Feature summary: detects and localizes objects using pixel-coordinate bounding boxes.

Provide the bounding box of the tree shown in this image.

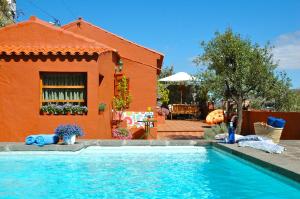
[158,65,174,79]
[194,28,294,134]
[157,82,169,106]
[0,0,14,27]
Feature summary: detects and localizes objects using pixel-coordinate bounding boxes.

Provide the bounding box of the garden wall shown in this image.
[242,111,300,140]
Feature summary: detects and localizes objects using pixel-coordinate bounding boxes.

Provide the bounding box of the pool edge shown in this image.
[213,142,300,184]
[0,140,211,152]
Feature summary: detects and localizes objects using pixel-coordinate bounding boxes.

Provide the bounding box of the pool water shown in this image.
[0,146,299,199]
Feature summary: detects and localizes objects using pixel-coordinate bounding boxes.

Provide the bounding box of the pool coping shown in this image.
[0,140,211,152]
[213,142,300,184]
[0,140,299,184]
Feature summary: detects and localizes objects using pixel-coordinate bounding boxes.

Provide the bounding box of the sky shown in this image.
[17,0,300,88]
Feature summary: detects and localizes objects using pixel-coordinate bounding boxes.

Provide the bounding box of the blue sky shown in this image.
[18,0,300,88]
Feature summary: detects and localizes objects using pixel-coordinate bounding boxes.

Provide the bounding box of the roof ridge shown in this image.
[0,16,117,52]
[62,19,164,56]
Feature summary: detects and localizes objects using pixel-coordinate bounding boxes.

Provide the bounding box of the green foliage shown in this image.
[159,65,174,79]
[157,82,169,105]
[113,76,132,112]
[292,92,300,112]
[98,103,106,112]
[0,0,14,27]
[193,28,296,134]
[204,123,228,140]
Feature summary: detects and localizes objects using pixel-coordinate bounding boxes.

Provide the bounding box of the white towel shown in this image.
[238,140,285,154]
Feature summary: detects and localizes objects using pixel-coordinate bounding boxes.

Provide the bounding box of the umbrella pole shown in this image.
[181,89,183,104]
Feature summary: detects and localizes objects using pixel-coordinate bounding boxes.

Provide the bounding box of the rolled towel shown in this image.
[25,135,38,145]
[29,134,59,147]
[35,136,45,147]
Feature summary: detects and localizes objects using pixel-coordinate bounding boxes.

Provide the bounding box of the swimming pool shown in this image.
[0,146,299,198]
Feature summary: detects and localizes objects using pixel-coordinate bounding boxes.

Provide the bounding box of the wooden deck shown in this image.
[157,120,209,140]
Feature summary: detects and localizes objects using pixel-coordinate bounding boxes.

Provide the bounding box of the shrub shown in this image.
[112,128,132,140]
[204,122,228,140]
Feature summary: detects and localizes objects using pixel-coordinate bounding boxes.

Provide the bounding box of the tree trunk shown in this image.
[236,98,243,134]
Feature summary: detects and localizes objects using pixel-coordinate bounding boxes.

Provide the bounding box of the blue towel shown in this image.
[25,134,59,147]
[25,135,38,145]
[273,119,286,128]
[35,136,46,146]
[267,117,286,128]
[267,117,276,126]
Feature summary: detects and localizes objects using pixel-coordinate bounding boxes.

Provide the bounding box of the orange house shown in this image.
[0,16,163,141]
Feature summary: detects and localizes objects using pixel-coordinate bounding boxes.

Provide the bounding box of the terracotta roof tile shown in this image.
[0,16,117,56]
[0,45,109,56]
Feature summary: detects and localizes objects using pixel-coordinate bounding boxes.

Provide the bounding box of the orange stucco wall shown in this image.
[62,20,162,69]
[63,20,160,111]
[0,17,163,142]
[122,58,157,111]
[0,52,117,141]
[242,111,300,140]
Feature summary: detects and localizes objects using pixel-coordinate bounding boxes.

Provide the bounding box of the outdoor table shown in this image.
[137,119,157,138]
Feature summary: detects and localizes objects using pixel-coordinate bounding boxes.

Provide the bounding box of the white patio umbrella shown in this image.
[159,72,196,104]
[158,72,195,82]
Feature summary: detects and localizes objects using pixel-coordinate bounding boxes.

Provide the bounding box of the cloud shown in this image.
[273,31,300,69]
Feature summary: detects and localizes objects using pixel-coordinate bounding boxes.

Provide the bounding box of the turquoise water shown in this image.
[0,146,299,199]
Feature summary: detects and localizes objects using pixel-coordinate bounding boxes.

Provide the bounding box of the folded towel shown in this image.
[25,135,38,145]
[26,134,59,147]
[267,116,276,126]
[238,140,285,154]
[267,116,286,128]
[215,133,244,142]
[273,118,286,128]
[236,135,271,143]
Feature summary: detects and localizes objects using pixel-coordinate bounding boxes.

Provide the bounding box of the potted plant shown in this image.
[81,106,88,115]
[54,124,84,144]
[112,127,132,140]
[70,105,77,115]
[47,104,56,115]
[41,105,48,115]
[98,103,106,112]
[54,105,64,115]
[63,103,72,115]
[71,105,80,115]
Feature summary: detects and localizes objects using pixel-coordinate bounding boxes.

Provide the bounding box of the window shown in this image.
[40,72,87,106]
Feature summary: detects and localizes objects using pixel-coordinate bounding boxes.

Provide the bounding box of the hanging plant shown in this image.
[98,103,106,112]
